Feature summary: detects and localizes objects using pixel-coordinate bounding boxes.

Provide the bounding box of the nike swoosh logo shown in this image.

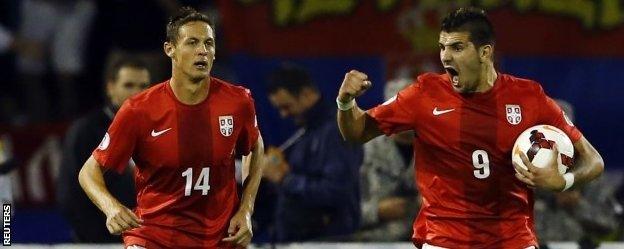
[433,107,455,116]
[151,128,172,137]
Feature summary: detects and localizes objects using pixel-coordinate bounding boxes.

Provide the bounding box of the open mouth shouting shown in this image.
[194,60,209,70]
[445,66,460,88]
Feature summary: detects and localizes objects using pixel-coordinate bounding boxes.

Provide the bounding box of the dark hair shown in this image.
[267,64,317,96]
[166,6,214,44]
[441,7,495,48]
[104,56,149,83]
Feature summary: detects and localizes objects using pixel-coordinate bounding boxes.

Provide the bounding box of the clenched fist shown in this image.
[337,70,372,103]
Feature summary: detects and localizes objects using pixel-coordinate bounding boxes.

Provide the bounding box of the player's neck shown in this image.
[169,76,211,105]
[475,63,497,93]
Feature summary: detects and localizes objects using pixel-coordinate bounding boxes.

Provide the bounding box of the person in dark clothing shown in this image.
[264,64,363,242]
[56,56,150,243]
[0,134,16,206]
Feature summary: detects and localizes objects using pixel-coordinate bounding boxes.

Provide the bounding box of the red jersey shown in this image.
[92,77,260,248]
[368,73,581,249]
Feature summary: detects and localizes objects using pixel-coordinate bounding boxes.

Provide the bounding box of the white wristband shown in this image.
[336,98,355,111]
[562,172,575,191]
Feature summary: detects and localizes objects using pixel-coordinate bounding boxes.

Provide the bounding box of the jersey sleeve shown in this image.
[92,102,141,173]
[366,78,421,136]
[236,90,260,156]
[538,86,583,142]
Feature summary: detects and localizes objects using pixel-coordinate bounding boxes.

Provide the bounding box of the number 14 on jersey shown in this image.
[182,167,211,196]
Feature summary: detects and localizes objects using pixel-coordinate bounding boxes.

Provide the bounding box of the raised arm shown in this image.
[78,156,141,235]
[336,70,383,143]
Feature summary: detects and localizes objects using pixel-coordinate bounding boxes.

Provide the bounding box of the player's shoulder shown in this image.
[396,73,449,97]
[127,81,167,103]
[499,73,544,94]
[416,72,446,83]
[414,72,449,89]
[212,77,254,101]
[117,81,169,115]
[127,81,170,104]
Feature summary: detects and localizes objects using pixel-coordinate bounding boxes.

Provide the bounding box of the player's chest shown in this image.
[414,95,539,152]
[137,107,242,167]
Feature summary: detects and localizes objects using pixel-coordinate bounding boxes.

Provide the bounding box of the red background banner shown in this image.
[219,0,624,57]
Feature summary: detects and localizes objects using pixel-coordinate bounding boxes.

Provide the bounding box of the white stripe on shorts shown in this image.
[126,245,146,249]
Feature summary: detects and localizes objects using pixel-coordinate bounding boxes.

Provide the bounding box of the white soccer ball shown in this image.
[512,125,574,174]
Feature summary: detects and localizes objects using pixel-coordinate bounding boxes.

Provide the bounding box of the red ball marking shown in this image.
[526,130,556,162]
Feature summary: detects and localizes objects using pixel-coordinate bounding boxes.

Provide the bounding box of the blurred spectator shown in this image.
[264,64,363,242]
[534,100,621,247]
[56,56,150,243]
[613,175,624,240]
[1,0,24,123]
[0,24,14,53]
[0,134,16,206]
[352,78,419,242]
[0,23,18,123]
[16,0,96,120]
[535,174,622,246]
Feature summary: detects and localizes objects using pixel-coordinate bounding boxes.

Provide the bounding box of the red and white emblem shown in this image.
[219,115,234,137]
[505,104,522,125]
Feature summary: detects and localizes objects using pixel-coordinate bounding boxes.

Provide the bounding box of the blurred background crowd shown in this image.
[0,0,623,248]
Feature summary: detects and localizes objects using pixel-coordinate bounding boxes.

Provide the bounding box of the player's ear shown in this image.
[164,41,175,58]
[479,45,493,63]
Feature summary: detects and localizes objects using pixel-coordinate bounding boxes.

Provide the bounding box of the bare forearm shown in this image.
[78,156,121,216]
[569,137,604,187]
[239,136,265,213]
[570,153,604,186]
[337,70,382,143]
[337,104,367,142]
